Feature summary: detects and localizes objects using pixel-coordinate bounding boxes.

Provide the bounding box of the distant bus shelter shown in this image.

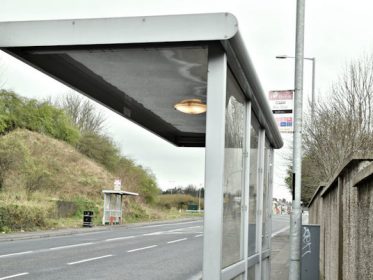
[102,190,138,225]
[0,13,283,279]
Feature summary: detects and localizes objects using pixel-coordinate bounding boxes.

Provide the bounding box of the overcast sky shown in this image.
[1,0,372,200]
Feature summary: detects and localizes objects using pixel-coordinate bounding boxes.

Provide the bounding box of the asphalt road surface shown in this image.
[0,216,289,280]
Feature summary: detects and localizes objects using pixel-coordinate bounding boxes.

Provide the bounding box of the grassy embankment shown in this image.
[0,129,202,233]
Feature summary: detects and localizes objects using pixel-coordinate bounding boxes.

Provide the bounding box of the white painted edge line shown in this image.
[0,251,33,258]
[167,238,187,244]
[0,272,29,280]
[140,220,201,229]
[271,226,290,238]
[194,234,203,238]
[127,245,158,253]
[105,236,135,242]
[49,242,93,250]
[67,254,113,265]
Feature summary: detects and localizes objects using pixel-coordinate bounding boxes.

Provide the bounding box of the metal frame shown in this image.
[203,46,227,280]
[244,102,253,279]
[256,129,266,279]
[0,14,238,47]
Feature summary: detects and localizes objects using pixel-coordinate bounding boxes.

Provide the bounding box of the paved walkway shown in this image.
[271,230,290,280]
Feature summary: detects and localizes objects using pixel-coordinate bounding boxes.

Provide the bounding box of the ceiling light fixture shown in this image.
[174,98,207,114]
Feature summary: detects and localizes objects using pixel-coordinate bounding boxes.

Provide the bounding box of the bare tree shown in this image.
[291,54,373,202]
[56,92,106,134]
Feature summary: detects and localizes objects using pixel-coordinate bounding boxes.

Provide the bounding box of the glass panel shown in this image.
[232,273,244,280]
[261,258,270,280]
[248,116,259,256]
[262,141,272,250]
[222,69,246,268]
[247,264,256,280]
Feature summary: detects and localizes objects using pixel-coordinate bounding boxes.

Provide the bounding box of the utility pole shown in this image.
[289,0,305,279]
[198,188,201,211]
[311,57,316,119]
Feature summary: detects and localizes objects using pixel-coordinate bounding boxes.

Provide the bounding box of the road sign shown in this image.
[269,90,294,133]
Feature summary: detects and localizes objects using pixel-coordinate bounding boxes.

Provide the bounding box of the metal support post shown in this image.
[203,46,227,280]
[311,58,316,120]
[289,0,305,279]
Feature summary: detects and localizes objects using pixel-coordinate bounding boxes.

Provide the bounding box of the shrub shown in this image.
[115,157,160,204]
[157,194,200,210]
[0,90,80,144]
[0,137,28,190]
[0,203,49,231]
[71,197,99,218]
[76,132,120,171]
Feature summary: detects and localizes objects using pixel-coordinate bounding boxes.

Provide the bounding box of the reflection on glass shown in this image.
[247,264,256,280]
[222,70,246,268]
[261,258,270,280]
[232,273,244,280]
[248,116,259,256]
[262,141,271,250]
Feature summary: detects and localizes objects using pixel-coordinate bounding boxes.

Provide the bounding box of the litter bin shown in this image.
[83,211,94,227]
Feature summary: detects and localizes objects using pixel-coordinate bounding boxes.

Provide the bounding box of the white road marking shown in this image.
[127,245,158,253]
[0,272,29,280]
[271,226,290,237]
[194,234,203,238]
[105,236,135,242]
[143,231,162,236]
[167,238,187,244]
[140,220,201,229]
[49,242,93,250]
[0,251,33,258]
[140,224,165,229]
[67,255,113,265]
[185,226,201,229]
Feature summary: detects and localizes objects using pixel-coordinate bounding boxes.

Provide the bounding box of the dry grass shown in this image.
[1,129,114,199]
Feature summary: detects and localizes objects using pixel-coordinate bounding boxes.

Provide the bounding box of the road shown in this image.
[0,216,289,280]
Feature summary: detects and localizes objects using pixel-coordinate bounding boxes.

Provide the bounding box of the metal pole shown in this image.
[198,187,201,211]
[311,58,316,120]
[289,0,305,279]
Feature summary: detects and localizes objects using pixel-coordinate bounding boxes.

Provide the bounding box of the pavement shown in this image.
[271,230,290,280]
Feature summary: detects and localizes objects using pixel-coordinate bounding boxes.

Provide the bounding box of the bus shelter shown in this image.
[0,13,283,279]
[102,190,138,225]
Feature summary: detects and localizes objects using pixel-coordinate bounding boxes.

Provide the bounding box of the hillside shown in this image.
[0,129,114,198]
[0,90,201,232]
[0,129,200,233]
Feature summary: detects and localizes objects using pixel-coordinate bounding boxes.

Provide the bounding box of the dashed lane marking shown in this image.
[49,242,93,250]
[0,251,33,258]
[67,255,113,265]
[127,245,158,253]
[167,238,187,244]
[105,236,135,242]
[0,272,29,280]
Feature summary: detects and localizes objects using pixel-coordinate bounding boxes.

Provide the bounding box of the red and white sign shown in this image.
[269,90,294,133]
[114,179,122,191]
